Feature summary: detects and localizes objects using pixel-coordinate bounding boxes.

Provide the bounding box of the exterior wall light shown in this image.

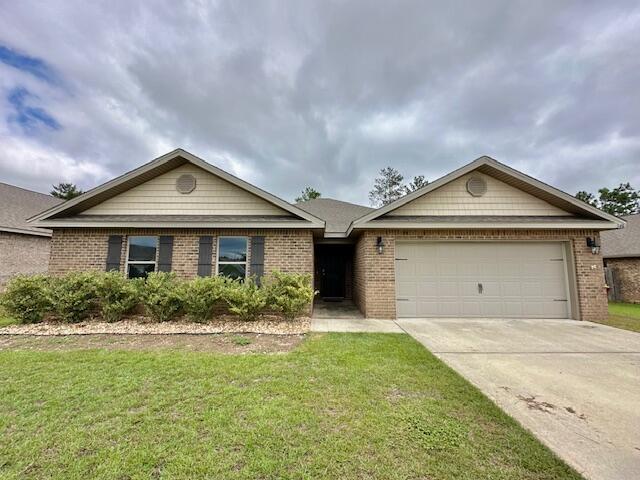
[376,236,385,255]
[586,237,600,255]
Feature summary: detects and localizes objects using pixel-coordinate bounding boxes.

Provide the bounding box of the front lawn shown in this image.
[594,302,640,333]
[0,334,580,479]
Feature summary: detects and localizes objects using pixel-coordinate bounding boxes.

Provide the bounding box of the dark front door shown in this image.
[320,253,346,299]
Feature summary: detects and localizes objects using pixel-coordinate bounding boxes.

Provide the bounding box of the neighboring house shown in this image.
[29,149,623,321]
[601,214,640,303]
[0,182,62,284]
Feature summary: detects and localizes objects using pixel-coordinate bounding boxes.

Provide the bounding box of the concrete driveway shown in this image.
[396,318,640,480]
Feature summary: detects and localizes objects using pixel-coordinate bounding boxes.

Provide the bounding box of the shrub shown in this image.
[95,272,141,322]
[223,277,267,321]
[139,272,183,322]
[50,272,100,323]
[182,275,227,323]
[0,275,52,324]
[265,271,315,319]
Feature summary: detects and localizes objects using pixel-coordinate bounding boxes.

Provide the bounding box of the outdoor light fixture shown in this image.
[376,236,385,254]
[586,237,600,255]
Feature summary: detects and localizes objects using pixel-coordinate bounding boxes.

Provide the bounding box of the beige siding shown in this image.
[388,173,571,216]
[82,164,288,216]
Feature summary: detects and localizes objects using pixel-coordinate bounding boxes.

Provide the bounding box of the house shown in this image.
[29,148,623,321]
[601,214,640,303]
[0,182,62,284]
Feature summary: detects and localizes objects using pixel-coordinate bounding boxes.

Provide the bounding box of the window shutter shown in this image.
[106,235,122,271]
[157,236,174,272]
[250,236,265,285]
[198,236,213,277]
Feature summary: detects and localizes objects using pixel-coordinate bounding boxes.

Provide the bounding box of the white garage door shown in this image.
[395,242,570,318]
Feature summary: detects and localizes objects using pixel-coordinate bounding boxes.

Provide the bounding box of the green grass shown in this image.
[597,302,640,333]
[0,305,18,327]
[0,334,580,479]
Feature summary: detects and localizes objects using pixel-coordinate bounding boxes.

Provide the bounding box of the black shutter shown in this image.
[198,236,213,277]
[250,236,265,285]
[157,236,174,272]
[106,235,122,271]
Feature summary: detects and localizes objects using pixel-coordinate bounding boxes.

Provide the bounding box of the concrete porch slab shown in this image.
[311,317,403,333]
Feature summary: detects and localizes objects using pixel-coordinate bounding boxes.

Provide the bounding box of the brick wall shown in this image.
[353,229,608,322]
[0,231,52,285]
[49,228,313,279]
[606,257,640,303]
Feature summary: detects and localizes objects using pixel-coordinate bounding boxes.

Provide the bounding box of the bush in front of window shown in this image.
[265,271,316,320]
[139,272,184,322]
[0,275,53,324]
[95,271,142,323]
[49,272,100,323]
[223,277,268,321]
[182,275,228,323]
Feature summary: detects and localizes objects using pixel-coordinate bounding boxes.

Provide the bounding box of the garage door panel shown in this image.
[396,242,570,319]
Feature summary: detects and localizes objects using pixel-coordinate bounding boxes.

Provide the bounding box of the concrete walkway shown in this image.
[310,317,403,333]
[397,318,640,480]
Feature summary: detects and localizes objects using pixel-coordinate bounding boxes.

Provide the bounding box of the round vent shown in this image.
[176,174,196,194]
[466,175,487,197]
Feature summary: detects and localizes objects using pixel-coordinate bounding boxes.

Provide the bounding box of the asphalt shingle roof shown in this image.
[601,214,640,258]
[295,198,373,233]
[0,183,63,236]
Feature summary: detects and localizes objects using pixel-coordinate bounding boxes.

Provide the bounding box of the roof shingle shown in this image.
[0,183,62,236]
[601,214,640,258]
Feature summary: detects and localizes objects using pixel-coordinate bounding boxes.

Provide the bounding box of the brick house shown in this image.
[0,183,62,285]
[30,149,623,321]
[601,214,640,303]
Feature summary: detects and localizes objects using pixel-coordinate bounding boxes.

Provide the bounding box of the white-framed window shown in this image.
[126,236,158,279]
[216,236,248,280]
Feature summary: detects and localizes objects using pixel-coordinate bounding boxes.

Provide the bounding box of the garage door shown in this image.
[395,242,570,318]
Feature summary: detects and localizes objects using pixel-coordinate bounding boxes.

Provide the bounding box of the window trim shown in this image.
[216,236,248,279]
[125,235,159,278]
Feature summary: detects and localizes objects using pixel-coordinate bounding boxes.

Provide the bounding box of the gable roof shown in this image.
[30,149,324,228]
[601,214,640,258]
[350,156,624,233]
[296,198,373,236]
[0,182,62,236]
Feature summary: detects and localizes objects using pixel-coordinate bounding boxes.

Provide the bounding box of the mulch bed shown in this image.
[0,333,306,353]
[0,316,310,336]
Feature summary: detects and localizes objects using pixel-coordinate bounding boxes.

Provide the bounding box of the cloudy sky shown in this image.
[0,1,639,205]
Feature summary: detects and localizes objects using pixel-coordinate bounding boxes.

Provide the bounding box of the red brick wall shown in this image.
[606,257,640,303]
[0,232,52,285]
[49,228,313,279]
[353,229,608,321]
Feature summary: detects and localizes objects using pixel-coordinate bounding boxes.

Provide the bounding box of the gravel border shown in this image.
[0,316,310,336]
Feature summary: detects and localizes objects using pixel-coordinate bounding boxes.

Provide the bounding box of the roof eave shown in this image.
[351,220,621,230]
[0,226,52,237]
[35,220,324,229]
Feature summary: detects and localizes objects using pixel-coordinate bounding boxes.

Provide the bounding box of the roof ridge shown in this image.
[0,181,58,199]
[296,197,372,209]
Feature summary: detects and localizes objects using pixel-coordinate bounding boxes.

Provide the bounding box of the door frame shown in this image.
[394,240,577,319]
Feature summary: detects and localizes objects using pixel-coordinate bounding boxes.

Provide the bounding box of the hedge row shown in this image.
[0,271,315,324]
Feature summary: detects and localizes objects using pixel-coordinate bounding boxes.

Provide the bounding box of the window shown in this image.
[126,236,158,278]
[217,236,247,280]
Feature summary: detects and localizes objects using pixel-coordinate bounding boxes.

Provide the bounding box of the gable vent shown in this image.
[176,174,196,194]
[466,175,487,197]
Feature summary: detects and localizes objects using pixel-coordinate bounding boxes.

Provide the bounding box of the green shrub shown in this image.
[95,272,141,322]
[50,272,100,323]
[223,277,267,321]
[182,275,227,323]
[266,271,315,319]
[0,275,52,324]
[140,272,183,322]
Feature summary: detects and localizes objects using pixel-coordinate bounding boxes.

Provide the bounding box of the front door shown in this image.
[320,253,346,299]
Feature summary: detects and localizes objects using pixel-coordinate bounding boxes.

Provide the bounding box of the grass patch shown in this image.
[230,334,252,346]
[591,302,640,333]
[0,333,580,479]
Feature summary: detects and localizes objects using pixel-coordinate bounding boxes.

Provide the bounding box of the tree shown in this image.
[51,182,83,200]
[405,175,429,193]
[598,183,639,216]
[575,183,639,216]
[369,167,405,206]
[295,187,321,203]
[575,190,598,207]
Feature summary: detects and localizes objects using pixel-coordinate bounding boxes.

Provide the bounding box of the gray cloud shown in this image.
[0,0,638,204]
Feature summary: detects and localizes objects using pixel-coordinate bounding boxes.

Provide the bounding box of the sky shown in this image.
[0,1,639,206]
